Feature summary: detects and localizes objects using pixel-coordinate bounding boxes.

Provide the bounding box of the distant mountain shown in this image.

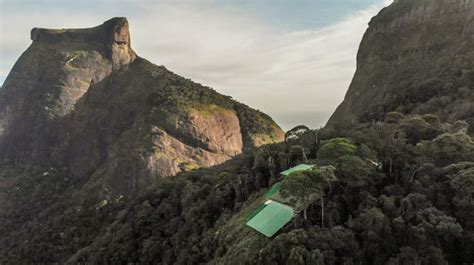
[327,0,474,131]
[0,17,283,194]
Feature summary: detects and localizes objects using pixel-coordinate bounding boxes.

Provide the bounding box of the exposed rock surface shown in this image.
[0,18,284,194]
[327,0,474,130]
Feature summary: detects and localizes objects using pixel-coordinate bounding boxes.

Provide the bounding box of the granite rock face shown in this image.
[327,0,474,130]
[0,18,284,194]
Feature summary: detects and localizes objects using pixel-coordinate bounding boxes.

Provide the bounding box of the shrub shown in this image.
[385,112,404,124]
[317,138,356,162]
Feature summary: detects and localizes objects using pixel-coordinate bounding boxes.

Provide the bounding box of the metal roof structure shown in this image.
[266,182,282,199]
[279,164,315,176]
[246,200,294,237]
[246,164,317,237]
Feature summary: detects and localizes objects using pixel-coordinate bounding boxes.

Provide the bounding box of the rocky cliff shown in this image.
[327,0,474,130]
[0,17,284,194]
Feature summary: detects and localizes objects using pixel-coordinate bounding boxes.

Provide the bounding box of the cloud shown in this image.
[0,0,392,130]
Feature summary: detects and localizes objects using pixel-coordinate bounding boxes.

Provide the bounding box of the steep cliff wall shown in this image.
[327,0,474,130]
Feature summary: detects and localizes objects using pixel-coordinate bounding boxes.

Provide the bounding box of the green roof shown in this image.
[245,203,268,222]
[280,164,315,176]
[266,182,282,198]
[266,182,294,206]
[267,187,294,207]
[246,201,294,237]
[267,184,309,210]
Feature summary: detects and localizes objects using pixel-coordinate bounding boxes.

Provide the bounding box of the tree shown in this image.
[385,112,404,124]
[280,166,336,224]
[399,116,440,144]
[317,138,356,163]
[287,246,310,265]
[449,167,474,228]
[289,145,308,164]
[421,114,440,126]
[336,155,372,189]
[418,130,474,166]
[285,125,310,141]
[349,207,395,263]
[299,129,320,158]
[314,166,337,227]
[280,171,321,220]
[413,207,462,240]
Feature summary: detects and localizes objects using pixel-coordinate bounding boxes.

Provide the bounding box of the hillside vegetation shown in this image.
[1,113,472,264]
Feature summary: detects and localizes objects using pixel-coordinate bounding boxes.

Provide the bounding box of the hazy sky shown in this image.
[0,0,392,130]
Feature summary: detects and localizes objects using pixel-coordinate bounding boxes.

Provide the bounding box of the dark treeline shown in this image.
[1,112,473,264]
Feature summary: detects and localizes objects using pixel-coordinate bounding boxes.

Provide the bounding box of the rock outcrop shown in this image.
[0,18,284,194]
[327,0,474,130]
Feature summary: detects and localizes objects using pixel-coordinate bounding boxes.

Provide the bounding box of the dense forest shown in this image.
[1,112,473,264]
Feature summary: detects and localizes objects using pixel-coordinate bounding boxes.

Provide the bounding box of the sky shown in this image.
[0,0,392,130]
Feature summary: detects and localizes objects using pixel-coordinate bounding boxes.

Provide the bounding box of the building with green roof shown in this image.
[279,164,315,177]
[267,164,316,208]
[245,164,316,237]
[246,200,294,237]
[265,182,282,199]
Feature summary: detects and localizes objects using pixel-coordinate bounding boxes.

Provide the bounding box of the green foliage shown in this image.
[2,115,473,264]
[449,167,474,229]
[289,145,307,163]
[385,112,404,124]
[280,170,323,208]
[421,114,440,125]
[317,138,356,162]
[280,166,336,223]
[285,125,310,141]
[399,116,440,143]
[336,155,372,188]
[418,130,474,165]
[234,103,283,146]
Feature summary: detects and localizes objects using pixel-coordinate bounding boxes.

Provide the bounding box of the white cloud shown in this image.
[0,0,392,130]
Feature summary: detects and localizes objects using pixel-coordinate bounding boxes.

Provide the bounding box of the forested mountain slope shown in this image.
[1,114,473,264]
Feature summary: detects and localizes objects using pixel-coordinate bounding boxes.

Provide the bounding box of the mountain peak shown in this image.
[30,17,135,66]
